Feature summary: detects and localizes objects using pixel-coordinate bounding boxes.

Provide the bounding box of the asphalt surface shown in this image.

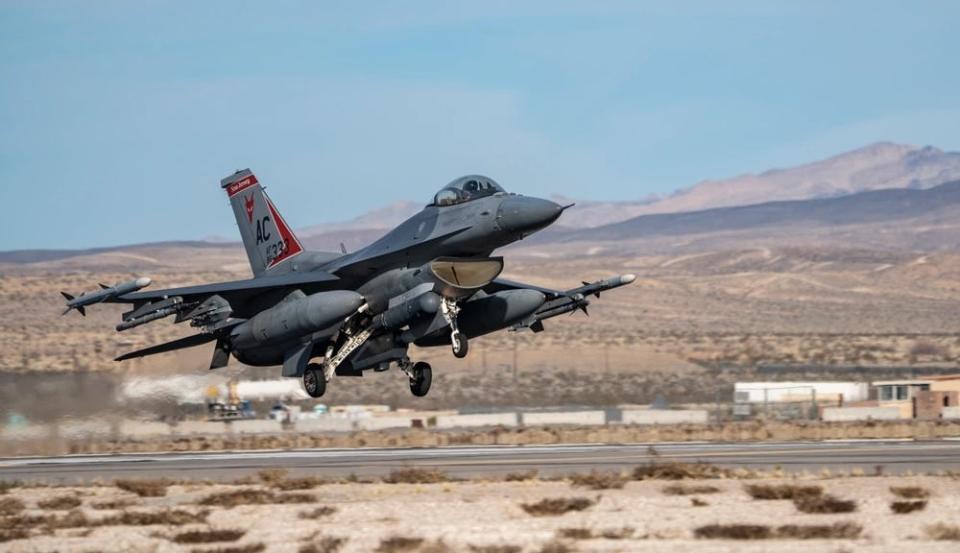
[2,440,959,484]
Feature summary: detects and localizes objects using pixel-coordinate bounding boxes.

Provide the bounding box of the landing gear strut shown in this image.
[303,363,326,398]
[441,298,469,359]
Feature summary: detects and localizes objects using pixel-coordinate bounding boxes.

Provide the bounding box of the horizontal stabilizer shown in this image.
[115,333,217,362]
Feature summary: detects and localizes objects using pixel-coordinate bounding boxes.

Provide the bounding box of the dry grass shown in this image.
[37,494,82,510]
[257,468,289,484]
[569,470,627,490]
[299,506,337,520]
[632,462,730,480]
[890,500,927,514]
[383,468,449,484]
[890,486,930,499]
[521,497,594,517]
[536,541,575,553]
[744,483,823,500]
[115,478,169,497]
[556,527,633,540]
[557,528,592,540]
[599,527,634,539]
[0,481,18,495]
[0,497,25,516]
[103,509,210,526]
[197,489,315,508]
[662,484,720,496]
[793,495,857,514]
[91,498,138,510]
[272,477,328,491]
[0,528,29,543]
[172,529,246,544]
[926,523,960,541]
[504,470,539,482]
[187,544,265,553]
[695,522,862,540]
[468,546,522,553]
[775,522,863,539]
[375,536,424,552]
[299,536,346,553]
[695,524,772,540]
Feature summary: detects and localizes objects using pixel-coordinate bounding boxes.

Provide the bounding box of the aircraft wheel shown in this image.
[409,362,432,397]
[451,332,469,359]
[303,364,326,398]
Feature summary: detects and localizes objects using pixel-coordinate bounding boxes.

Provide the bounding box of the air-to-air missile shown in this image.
[60,277,152,316]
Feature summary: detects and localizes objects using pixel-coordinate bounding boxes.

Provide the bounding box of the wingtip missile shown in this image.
[61,277,153,315]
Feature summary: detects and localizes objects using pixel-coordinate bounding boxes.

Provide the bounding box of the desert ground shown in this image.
[1,466,959,553]
[2,243,959,420]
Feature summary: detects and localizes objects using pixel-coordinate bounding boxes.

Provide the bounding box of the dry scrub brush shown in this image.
[383,468,449,484]
[926,523,960,541]
[568,470,628,490]
[467,546,522,553]
[299,506,337,520]
[696,522,862,540]
[198,489,315,508]
[37,495,81,510]
[0,497,25,516]
[890,500,927,514]
[662,484,720,496]
[115,478,169,497]
[503,470,538,482]
[375,536,451,552]
[633,462,730,480]
[521,497,594,517]
[299,536,346,553]
[890,486,930,499]
[188,544,265,553]
[172,528,246,544]
[744,483,822,500]
[793,495,857,514]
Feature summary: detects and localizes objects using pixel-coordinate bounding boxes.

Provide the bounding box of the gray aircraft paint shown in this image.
[63,169,634,395]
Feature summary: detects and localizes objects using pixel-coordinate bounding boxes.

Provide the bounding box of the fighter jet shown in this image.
[62,170,635,397]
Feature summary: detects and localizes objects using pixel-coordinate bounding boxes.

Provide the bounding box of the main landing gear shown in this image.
[401,359,432,397]
[303,363,326,398]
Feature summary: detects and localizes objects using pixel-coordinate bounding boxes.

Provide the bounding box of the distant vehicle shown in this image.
[63,170,634,398]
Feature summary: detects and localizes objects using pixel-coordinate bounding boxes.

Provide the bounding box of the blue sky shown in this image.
[2,1,958,250]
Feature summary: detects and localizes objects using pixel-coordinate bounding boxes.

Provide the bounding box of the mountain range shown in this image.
[3,141,960,264]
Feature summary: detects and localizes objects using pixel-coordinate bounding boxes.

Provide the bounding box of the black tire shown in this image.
[303,364,326,398]
[451,332,469,358]
[409,362,432,397]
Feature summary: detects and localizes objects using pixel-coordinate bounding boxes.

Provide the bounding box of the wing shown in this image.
[485,274,636,331]
[108,270,340,309]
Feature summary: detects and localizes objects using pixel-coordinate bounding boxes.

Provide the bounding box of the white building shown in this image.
[734,382,868,404]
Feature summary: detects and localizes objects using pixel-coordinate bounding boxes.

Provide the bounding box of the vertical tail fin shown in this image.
[221,169,304,277]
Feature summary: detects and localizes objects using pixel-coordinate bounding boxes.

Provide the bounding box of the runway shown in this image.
[2,440,959,484]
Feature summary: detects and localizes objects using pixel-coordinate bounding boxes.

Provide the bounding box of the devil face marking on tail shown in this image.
[244,194,255,224]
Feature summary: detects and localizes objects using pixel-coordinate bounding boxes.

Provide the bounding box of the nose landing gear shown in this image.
[441,298,469,359]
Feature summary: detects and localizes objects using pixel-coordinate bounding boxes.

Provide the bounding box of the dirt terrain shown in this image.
[1,469,958,552]
[2,242,959,414]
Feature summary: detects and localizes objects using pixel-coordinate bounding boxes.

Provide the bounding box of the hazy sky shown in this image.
[2,1,958,250]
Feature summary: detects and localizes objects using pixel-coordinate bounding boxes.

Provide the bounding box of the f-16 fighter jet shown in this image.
[63,171,635,397]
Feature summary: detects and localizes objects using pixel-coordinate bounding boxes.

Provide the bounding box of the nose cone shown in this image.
[497,197,564,234]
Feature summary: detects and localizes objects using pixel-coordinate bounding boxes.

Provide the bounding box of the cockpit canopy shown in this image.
[432,175,506,206]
